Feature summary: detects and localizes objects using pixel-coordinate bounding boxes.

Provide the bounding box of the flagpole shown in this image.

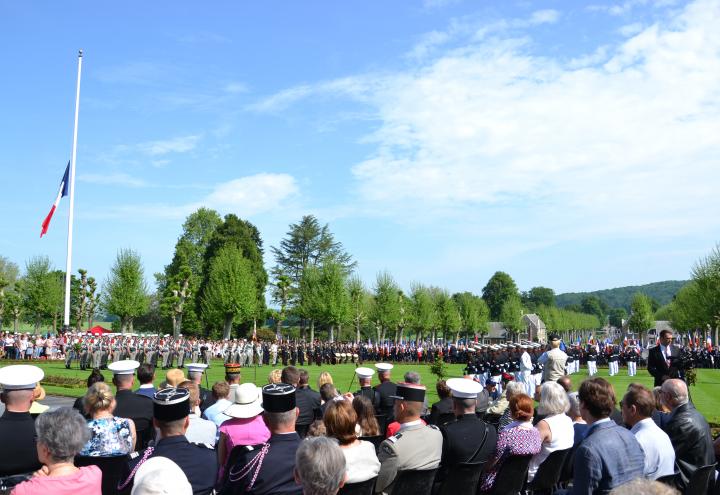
[62,50,83,330]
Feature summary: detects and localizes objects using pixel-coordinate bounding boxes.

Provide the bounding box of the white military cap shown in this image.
[0,365,44,391]
[186,363,208,374]
[355,367,375,378]
[108,360,140,375]
[375,363,394,371]
[446,377,482,399]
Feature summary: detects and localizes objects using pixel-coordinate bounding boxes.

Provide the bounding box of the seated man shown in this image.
[375,383,443,495]
[0,365,44,477]
[221,383,303,495]
[620,384,675,480]
[437,378,497,483]
[294,436,347,495]
[571,377,644,494]
[122,387,217,495]
[661,379,715,490]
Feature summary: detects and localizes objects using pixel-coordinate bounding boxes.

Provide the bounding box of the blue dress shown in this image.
[80,416,134,457]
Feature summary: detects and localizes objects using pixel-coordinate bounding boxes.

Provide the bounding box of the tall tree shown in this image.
[435,289,461,342]
[627,292,654,342]
[271,273,292,339]
[409,284,435,345]
[500,294,525,341]
[86,277,98,329]
[201,245,257,340]
[453,292,489,343]
[70,269,91,331]
[104,249,149,333]
[271,215,356,305]
[0,256,19,330]
[297,265,323,343]
[317,261,350,342]
[23,256,63,332]
[371,271,401,342]
[159,208,222,335]
[581,295,607,323]
[347,275,370,343]
[608,307,627,328]
[482,271,519,320]
[200,214,267,331]
[522,286,556,311]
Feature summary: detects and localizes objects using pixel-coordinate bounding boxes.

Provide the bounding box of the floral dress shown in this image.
[478,421,542,492]
[79,416,134,457]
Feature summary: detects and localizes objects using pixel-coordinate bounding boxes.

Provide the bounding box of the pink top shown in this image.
[12,465,102,495]
[218,415,271,479]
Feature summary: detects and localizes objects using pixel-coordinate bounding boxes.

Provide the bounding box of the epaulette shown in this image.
[387,433,403,443]
[427,424,440,431]
[191,442,215,450]
[129,451,140,460]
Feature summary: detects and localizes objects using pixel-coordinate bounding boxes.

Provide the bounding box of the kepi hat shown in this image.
[153,387,191,421]
[389,382,426,402]
[355,367,375,379]
[446,377,481,399]
[108,360,140,376]
[0,365,44,391]
[262,383,296,413]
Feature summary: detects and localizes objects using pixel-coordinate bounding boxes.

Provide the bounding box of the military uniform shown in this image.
[376,422,443,494]
[438,414,496,481]
[374,380,398,429]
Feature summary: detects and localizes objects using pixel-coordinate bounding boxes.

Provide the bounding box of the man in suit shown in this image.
[572,377,644,494]
[109,360,155,449]
[660,379,715,491]
[0,365,44,477]
[374,363,397,432]
[647,330,682,387]
[122,387,217,495]
[220,383,303,495]
[437,378,497,484]
[293,368,320,438]
[376,383,443,495]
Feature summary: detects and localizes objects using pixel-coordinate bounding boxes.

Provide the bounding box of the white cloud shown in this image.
[254,0,720,245]
[528,9,560,25]
[136,135,201,156]
[78,173,147,188]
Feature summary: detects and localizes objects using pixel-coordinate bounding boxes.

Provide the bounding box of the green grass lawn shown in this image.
[7,359,720,424]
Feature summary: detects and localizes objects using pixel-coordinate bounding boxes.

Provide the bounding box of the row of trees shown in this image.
[2,208,646,341]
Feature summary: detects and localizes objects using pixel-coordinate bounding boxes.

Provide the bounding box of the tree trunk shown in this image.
[376,325,381,344]
[223,314,233,340]
[13,315,19,332]
[276,318,283,340]
[310,320,315,346]
[329,325,335,343]
[356,322,361,344]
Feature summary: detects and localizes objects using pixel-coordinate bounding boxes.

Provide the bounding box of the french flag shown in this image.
[40,162,70,237]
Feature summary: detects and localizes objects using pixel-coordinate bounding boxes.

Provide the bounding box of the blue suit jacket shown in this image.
[572,420,644,495]
[135,387,156,399]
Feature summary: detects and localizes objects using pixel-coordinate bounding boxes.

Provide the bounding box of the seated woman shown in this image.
[12,407,102,495]
[352,395,380,437]
[78,382,136,457]
[567,392,588,447]
[495,381,527,430]
[320,383,339,416]
[72,368,105,420]
[478,394,542,493]
[526,381,574,482]
[317,371,334,390]
[324,398,380,484]
[429,380,454,426]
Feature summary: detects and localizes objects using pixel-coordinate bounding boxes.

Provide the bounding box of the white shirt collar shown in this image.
[399,419,423,430]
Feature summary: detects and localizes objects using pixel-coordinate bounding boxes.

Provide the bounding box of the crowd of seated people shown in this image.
[1,359,719,495]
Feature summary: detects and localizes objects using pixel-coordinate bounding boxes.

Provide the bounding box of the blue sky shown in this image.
[2,0,719,297]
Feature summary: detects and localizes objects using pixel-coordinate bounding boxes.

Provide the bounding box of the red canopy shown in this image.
[88,325,112,335]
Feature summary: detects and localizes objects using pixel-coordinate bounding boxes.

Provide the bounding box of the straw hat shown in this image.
[224,383,263,419]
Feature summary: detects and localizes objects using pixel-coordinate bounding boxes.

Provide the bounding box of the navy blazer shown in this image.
[571,420,644,495]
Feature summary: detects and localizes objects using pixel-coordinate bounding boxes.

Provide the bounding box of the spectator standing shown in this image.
[79,382,136,456]
[12,407,101,495]
[294,436,347,495]
[571,377,644,494]
[660,378,715,490]
[178,381,217,447]
[217,383,270,482]
[647,330,681,387]
[373,363,397,430]
[186,363,216,414]
[620,384,675,480]
[479,393,542,492]
[221,383,303,495]
[353,367,379,407]
[527,381,574,482]
[0,364,44,476]
[539,334,568,383]
[324,398,380,483]
[375,383,443,495]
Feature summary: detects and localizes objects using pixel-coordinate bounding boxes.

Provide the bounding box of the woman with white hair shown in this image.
[12,407,102,494]
[294,436,347,495]
[526,380,574,482]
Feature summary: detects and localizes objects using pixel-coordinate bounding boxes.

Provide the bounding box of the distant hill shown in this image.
[556,280,688,311]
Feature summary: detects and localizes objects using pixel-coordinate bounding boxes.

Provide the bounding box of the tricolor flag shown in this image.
[40,162,70,237]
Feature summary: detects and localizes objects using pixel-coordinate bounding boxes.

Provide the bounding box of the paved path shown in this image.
[0,395,75,415]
